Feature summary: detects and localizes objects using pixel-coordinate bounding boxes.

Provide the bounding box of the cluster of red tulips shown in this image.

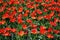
[0,0,60,40]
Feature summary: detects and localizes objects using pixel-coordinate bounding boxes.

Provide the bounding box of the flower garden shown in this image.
[0,0,60,40]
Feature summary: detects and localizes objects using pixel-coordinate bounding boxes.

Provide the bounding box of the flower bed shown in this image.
[0,0,60,40]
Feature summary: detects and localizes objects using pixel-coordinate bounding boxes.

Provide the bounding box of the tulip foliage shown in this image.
[0,0,60,40]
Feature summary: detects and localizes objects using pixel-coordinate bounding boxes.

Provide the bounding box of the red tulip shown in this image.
[30,24,37,28]
[2,12,9,19]
[18,6,23,12]
[2,32,10,36]
[23,13,28,17]
[22,24,27,29]
[50,21,57,26]
[36,9,42,14]
[35,0,42,3]
[10,17,16,22]
[18,19,23,24]
[5,27,11,31]
[54,30,60,34]
[54,18,59,23]
[18,30,24,36]
[47,27,53,33]
[0,20,5,25]
[45,0,49,2]
[47,34,54,38]
[40,26,46,34]
[26,19,32,23]
[31,29,38,34]
[11,28,16,33]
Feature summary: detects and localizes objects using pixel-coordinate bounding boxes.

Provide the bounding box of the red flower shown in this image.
[23,10,29,17]
[57,2,60,6]
[5,27,11,31]
[35,0,42,3]
[36,9,42,14]
[26,3,34,9]
[54,30,60,34]
[11,6,16,11]
[58,19,60,22]
[18,6,23,12]
[55,7,60,12]
[43,8,48,12]
[44,15,51,20]
[47,34,54,38]
[30,11,36,17]
[8,0,14,5]
[2,12,9,19]
[17,14,23,24]
[40,29,46,35]
[11,28,16,33]
[45,0,49,2]
[48,7,55,11]
[50,21,57,26]
[2,32,10,36]
[18,19,23,24]
[37,16,43,20]
[0,6,5,12]
[26,19,32,23]
[0,28,6,34]
[24,31,28,35]
[9,15,14,19]
[47,27,53,33]
[30,24,37,28]
[17,14,23,19]
[10,17,16,22]
[0,20,5,25]
[44,12,54,20]
[31,29,38,34]
[0,0,3,3]
[54,18,59,23]
[40,26,46,29]
[0,29,3,34]
[22,24,27,29]
[42,4,48,7]
[13,0,19,4]
[25,10,29,13]
[7,7,11,11]
[30,11,36,19]
[18,30,24,36]
[49,12,54,17]
[51,0,54,2]
[20,0,24,3]
[58,13,60,17]
[40,26,46,34]
[11,11,16,16]
[23,13,28,17]
[3,2,7,7]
